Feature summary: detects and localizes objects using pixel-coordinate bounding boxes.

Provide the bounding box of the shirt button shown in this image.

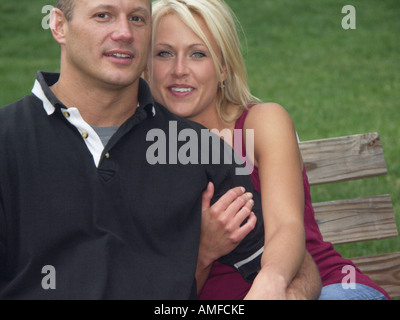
[63,111,70,118]
[81,131,89,139]
[105,152,110,159]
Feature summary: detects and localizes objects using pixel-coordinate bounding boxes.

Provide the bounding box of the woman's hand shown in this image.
[199,182,257,264]
[196,182,257,293]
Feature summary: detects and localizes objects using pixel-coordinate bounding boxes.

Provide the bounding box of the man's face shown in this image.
[61,0,152,89]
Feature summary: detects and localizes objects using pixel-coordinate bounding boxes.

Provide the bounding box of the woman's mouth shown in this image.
[170,87,194,93]
[168,86,195,97]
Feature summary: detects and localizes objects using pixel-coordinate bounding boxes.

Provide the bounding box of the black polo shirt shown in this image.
[0,72,264,299]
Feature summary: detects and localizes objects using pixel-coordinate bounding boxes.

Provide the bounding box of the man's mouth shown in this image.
[105,53,133,59]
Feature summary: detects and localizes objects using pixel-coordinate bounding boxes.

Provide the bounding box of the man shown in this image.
[0,0,320,299]
[0,0,262,299]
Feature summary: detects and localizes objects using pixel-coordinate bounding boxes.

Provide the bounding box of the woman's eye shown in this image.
[192,52,206,58]
[157,51,172,58]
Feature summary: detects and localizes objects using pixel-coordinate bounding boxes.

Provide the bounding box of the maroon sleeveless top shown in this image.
[199,108,389,300]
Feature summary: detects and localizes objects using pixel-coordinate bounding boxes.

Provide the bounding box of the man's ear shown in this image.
[49,8,68,45]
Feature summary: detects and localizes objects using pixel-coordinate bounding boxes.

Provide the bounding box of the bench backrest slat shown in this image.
[313,195,397,245]
[299,133,387,186]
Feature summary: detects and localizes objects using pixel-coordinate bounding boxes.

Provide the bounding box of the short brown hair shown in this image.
[57,0,152,21]
[57,0,75,20]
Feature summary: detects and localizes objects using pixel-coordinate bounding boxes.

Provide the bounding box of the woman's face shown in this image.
[148,13,225,122]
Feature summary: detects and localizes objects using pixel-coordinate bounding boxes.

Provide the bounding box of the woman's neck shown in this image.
[187,103,242,147]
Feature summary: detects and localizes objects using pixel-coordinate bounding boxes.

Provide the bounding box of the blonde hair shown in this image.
[151,0,260,123]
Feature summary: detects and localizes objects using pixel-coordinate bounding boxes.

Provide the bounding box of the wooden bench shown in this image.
[298,132,400,299]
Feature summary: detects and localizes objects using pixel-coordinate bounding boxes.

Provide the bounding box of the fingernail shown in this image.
[246,192,253,199]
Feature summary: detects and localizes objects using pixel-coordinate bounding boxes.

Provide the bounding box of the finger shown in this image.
[225,198,254,232]
[224,192,253,219]
[232,212,257,243]
[232,198,254,226]
[201,182,214,212]
[211,186,246,213]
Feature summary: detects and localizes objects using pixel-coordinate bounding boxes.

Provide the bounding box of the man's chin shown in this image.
[100,74,140,90]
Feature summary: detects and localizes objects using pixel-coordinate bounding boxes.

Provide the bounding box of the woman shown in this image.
[148,0,389,300]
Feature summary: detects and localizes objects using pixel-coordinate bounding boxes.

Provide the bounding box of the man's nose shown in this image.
[111,17,134,43]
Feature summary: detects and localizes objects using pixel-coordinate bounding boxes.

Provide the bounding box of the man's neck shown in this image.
[50,72,140,127]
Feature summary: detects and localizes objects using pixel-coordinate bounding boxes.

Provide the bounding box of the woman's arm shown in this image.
[196,182,257,294]
[243,103,306,300]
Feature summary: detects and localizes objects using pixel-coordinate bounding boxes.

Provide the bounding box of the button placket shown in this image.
[61,107,104,167]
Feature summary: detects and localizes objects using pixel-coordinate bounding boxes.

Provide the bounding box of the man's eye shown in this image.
[97,13,109,19]
[130,16,144,23]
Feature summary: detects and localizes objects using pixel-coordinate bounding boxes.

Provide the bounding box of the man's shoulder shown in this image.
[0,94,41,129]
[1,93,38,113]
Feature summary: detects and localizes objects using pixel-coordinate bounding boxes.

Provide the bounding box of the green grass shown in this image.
[0,1,59,103]
[0,1,399,260]
[225,0,400,258]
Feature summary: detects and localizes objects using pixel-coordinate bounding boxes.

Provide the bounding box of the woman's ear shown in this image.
[50,8,68,45]
[143,64,150,82]
[142,59,151,85]
[221,63,228,83]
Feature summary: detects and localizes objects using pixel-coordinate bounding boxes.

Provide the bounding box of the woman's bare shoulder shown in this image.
[245,102,294,130]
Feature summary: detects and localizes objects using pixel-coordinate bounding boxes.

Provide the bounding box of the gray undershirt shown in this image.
[91,125,120,147]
